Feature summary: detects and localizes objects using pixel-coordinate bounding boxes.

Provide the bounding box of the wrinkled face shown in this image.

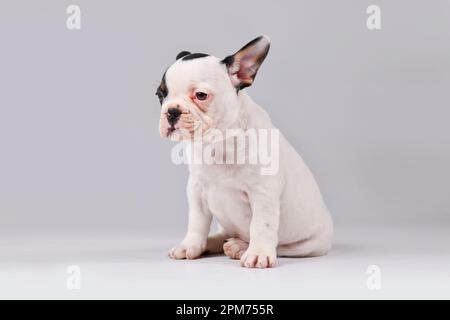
[157,55,238,140]
[156,36,270,141]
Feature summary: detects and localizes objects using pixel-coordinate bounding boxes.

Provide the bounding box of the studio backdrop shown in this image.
[1,0,449,234]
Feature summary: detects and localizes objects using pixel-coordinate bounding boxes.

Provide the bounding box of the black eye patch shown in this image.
[156,73,168,104]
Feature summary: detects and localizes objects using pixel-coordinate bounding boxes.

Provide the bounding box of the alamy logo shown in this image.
[170,124,280,176]
[366,265,382,290]
[66,5,81,30]
[66,265,81,290]
[366,5,381,30]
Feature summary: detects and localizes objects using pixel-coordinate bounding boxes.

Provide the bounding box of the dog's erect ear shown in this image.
[222,35,270,90]
[176,51,191,60]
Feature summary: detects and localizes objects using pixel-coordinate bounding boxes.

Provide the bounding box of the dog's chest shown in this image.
[206,183,252,239]
[195,165,253,238]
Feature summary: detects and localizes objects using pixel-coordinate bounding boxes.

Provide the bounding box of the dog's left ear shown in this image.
[222,35,270,90]
[176,51,191,60]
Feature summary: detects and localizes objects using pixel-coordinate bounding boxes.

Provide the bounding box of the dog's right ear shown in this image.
[222,35,270,90]
[176,51,191,60]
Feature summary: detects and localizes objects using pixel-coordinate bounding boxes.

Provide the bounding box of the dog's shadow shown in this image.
[198,242,363,267]
[0,242,363,268]
[326,243,362,256]
[274,243,363,267]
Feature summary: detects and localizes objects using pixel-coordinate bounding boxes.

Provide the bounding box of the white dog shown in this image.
[157,36,333,268]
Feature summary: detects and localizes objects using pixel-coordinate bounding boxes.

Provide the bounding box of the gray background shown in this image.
[1,0,449,236]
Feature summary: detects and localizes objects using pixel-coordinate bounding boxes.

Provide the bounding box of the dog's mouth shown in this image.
[166,125,193,141]
[166,125,176,137]
[161,111,212,140]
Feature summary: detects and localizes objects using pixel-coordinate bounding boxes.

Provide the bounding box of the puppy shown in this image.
[157,36,333,268]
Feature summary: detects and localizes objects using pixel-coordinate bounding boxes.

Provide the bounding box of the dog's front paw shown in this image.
[168,240,206,260]
[240,246,277,269]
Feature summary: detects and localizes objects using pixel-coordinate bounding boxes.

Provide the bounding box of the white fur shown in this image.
[162,37,333,268]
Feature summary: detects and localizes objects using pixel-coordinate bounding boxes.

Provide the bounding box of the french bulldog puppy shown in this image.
[157,36,333,268]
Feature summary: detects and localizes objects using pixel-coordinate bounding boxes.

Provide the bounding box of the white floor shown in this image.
[0,224,449,299]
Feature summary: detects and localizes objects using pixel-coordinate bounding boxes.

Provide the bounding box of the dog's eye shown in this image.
[195,92,208,101]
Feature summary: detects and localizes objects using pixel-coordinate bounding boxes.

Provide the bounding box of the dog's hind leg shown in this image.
[277,229,332,257]
[205,229,229,254]
[223,238,249,260]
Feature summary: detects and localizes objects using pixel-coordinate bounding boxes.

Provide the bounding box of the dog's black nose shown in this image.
[167,107,182,126]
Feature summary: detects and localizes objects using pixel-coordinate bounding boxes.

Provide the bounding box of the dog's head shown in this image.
[157,36,270,140]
